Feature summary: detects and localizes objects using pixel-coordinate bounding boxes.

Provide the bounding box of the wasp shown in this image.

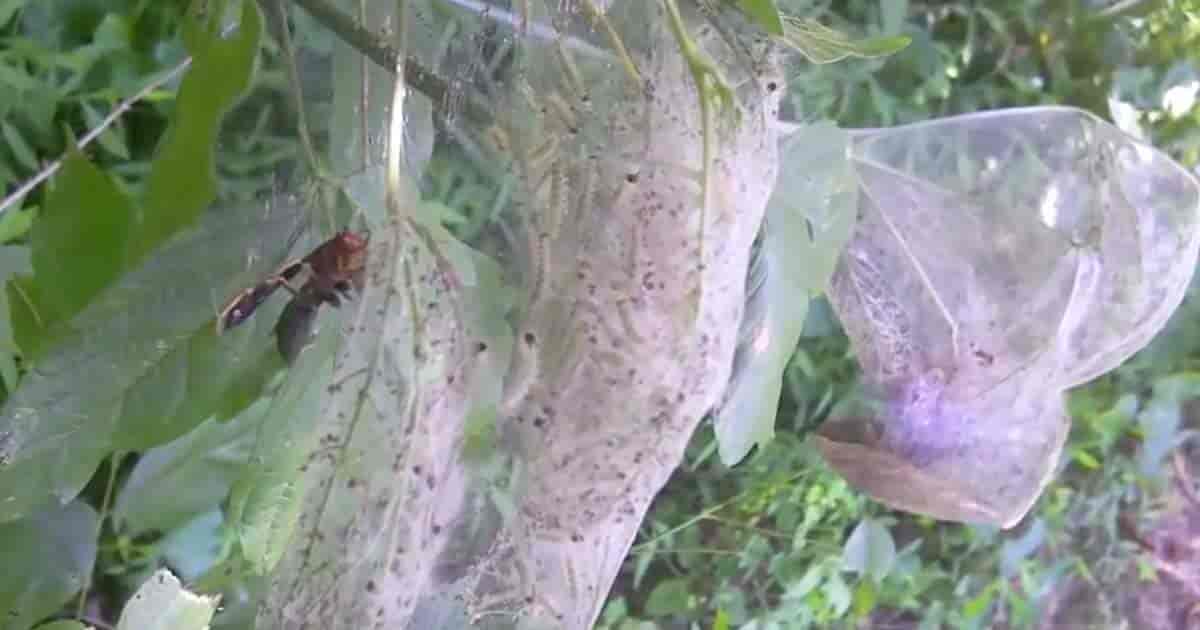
[217,230,368,362]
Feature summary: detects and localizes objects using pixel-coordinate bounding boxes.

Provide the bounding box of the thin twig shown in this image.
[0,57,193,218]
[75,452,124,624]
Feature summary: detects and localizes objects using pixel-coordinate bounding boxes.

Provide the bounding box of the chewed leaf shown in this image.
[116,569,219,630]
[820,106,1200,528]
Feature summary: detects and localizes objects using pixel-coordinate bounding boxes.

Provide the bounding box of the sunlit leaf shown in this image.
[115,569,218,630]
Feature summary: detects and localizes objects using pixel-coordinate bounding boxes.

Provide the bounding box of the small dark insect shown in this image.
[217,230,369,362]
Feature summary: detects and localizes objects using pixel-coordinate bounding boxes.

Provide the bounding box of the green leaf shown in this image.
[713,608,731,630]
[1,120,38,171]
[1070,447,1100,469]
[962,581,998,619]
[644,577,693,617]
[6,274,41,362]
[0,0,28,28]
[0,201,304,524]
[780,17,912,64]
[136,0,261,262]
[879,0,908,35]
[713,122,855,466]
[0,205,35,243]
[159,510,225,581]
[227,324,337,575]
[842,518,896,583]
[116,569,219,630]
[736,0,783,36]
[112,405,263,536]
[852,578,878,618]
[0,501,98,630]
[824,573,852,616]
[26,150,133,354]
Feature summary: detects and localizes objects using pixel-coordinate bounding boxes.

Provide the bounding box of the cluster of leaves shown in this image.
[0,1,313,628]
[598,1,1200,629]
[1,0,1198,629]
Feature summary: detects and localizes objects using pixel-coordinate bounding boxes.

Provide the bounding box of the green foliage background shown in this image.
[0,0,1198,629]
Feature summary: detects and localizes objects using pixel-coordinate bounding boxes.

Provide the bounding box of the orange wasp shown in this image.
[217,230,368,362]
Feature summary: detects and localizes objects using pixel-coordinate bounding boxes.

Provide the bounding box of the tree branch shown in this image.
[288,0,492,123]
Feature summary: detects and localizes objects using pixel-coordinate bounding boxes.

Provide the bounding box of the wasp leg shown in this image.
[217,278,287,334]
[269,261,311,297]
